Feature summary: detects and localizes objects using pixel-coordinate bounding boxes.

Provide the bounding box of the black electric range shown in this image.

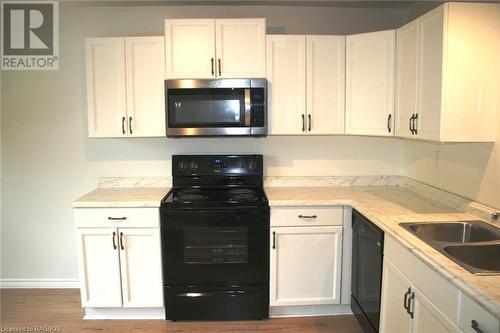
[160,155,270,321]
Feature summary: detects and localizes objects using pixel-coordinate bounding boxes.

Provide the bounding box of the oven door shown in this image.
[162,206,269,286]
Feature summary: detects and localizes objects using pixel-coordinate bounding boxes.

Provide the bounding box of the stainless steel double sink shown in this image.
[399,221,500,275]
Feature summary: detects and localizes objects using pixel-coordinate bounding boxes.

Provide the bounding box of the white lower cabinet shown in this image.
[270,206,343,307]
[380,258,455,333]
[75,210,163,309]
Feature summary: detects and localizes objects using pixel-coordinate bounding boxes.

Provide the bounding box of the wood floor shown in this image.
[0,289,363,333]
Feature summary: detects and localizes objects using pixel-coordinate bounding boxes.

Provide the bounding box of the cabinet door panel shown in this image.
[165,19,215,79]
[125,36,166,137]
[345,30,395,136]
[85,38,127,138]
[306,35,345,134]
[411,287,456,333]
[270,226,342,306]
[76,228,122,307]
[119,228,163,308]
[266,35,306,135]
[215,19,266,78]
[395,20,418,138]
[416,6,444,141]
[379,258,412,333]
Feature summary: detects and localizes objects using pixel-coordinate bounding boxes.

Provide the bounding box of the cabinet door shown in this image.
[379,258,412,333]
[118,228,163,308]
[345,30,395,136]
[76,228,122,307]
[306,35,345,134]
[270,226,342,306]
[416,6,445,141]
[411,287,456,333]
[85,38,127,138]
[395,20,418,138]
[215,19,266,78]
[125,36,166,137]
[266,35,306,135]
[165,19,215,79]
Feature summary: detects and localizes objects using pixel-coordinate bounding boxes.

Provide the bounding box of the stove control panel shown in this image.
[173,155,263,176]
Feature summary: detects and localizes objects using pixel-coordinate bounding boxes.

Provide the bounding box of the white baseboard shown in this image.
[84,307,165,320]
[270,304,352,318]
[0,279,80,289]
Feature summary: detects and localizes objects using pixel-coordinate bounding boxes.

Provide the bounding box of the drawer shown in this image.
[271,206,343,227]
[74,208,159,228]
[384,235,459,323]
[459,292,499,333]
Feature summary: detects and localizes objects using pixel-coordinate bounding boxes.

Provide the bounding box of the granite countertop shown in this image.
[72,187,170,208]
[265,186,500,319]
[71,184,499,318]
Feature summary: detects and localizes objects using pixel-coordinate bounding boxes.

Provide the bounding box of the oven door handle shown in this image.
[244,89,251,126]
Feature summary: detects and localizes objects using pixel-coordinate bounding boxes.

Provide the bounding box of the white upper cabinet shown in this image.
[395,19,418,139]
[267,35,346,135]
[396,3,499,142]
[345,30,396,136]
[86,38,127,138]
[165,18,266,79]
[86,36,166,138]
[215,19,266,78]
[306,35,345,135]
[266,35,306,135]
[164,19,215,79]
[125,37,166,137]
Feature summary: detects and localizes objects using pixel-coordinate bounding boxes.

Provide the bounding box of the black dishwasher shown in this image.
[351,209,384,333]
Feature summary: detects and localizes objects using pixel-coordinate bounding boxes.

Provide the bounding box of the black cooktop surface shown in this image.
[161,187,268,208]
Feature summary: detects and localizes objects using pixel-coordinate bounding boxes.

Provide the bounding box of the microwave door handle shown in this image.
[244,89,251,126]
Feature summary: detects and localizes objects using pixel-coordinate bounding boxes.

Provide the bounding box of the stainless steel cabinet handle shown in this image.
[272,231,276,249]
[302,114,305,132]
[308,114,312,132]
[471,320,484,333]
[298,215,317,219]
[211,58,214,76]
[119,232,125,250]
[112,232,117,250]
[387,114,392,133]
[121,117,126,135]
[108,217,127,221]
[218,58,221,76]
[403,287,411,312]
[128,116,133,134]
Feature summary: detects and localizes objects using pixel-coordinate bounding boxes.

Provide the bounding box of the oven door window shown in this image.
[183,227,248,264]
[168,88,246,128]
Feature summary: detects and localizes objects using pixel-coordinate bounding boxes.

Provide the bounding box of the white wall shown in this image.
[1,4,405,282]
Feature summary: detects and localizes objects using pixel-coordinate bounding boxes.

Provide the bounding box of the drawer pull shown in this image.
[403,287,411,312]
[272,231,276,249]
[108,217,127,221]
[112,232,117,250]
[119,232,125,250]
[471,320,484,333]
[298,215,317,219]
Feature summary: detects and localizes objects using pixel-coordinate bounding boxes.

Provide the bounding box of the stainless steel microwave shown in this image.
[165,79,267,137]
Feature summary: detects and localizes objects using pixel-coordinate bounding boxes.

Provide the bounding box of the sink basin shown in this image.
[444,244,500,274]
[402,221,500,243]
[399,220,500,275]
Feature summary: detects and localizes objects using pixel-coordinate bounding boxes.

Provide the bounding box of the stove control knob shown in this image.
[179,160,188,170]
[247,159,257,170]
[189,160,199,170]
